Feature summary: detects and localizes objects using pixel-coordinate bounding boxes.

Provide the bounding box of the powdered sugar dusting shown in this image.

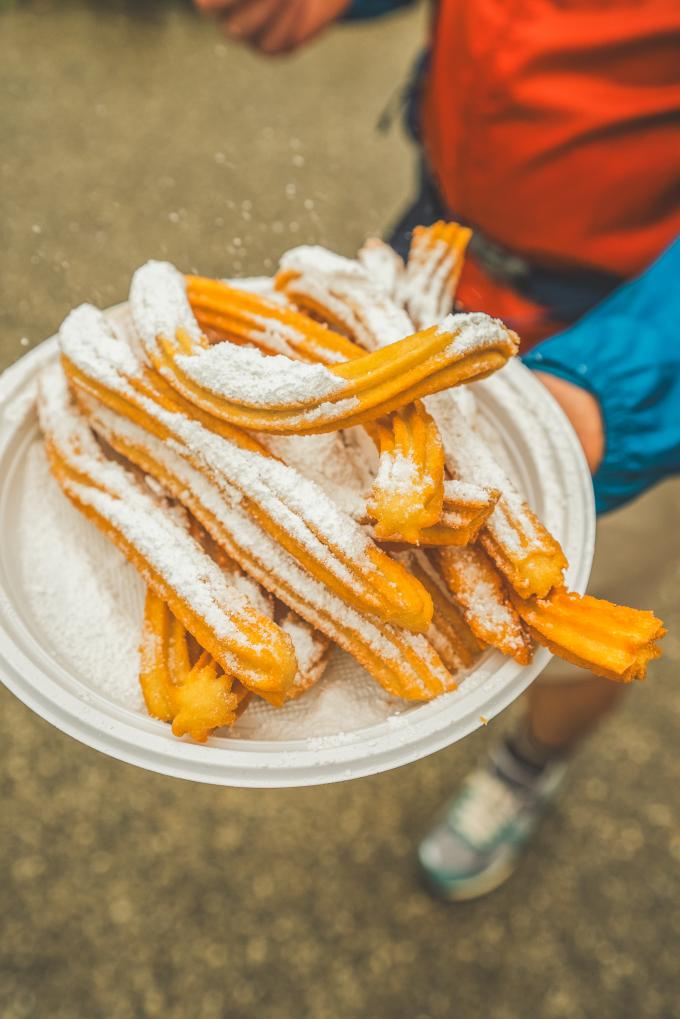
[281,246,369,281]
[399,237,457,329]
[438,312,517,357]
[444,480,495,504]
[357,238,405,298]
[426,389,541,554]
[130,260,202,350]
[261,432,367,517]
[280,245,414,351]
[18,440,145,708]
[443,547,525,653]
[60,305,142,385]
[373,450,420,496]
[176,342,346,408]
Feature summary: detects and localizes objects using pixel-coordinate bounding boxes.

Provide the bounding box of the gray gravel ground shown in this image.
[1,3,679,1018]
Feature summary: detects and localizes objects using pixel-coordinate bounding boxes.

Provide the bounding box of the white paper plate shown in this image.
[0,308,595,787]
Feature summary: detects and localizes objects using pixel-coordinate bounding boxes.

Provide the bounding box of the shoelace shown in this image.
[449,769,526,849]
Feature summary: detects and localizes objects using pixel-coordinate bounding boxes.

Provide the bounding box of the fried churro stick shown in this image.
[172,658,247,741]
[193,518,276,621]
[139,587,176,723]
[78,392,457,702]
[139,589,249,741]
[258,431,368,520]
[409,556,482,673]
[358,238,405,299]
[426,389,567,598]
[420,481,501,546]
[130,261,518,435]
[186,274,359,365]
[38,364,298,701]
[399,220,472,329]
[366,402,445,542]
[275,246,414,351]
[437,546,532,664]
[512,588,666,683]
[278,609,332,699]
[188,518,329,698]
[60,305,434,634]
[369,479,500,548]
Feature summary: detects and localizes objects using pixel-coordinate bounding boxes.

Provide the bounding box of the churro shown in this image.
[278,609,332,699]
[409,555,483,673]
[366,402,445,543]
[512,588,666,683]
[186,274,359,365]
[358,237,405,299]
[399,220,472,329]
[276,246,413,351]
[130,260,518,435]
[370,479,500,548]
[437,546,532,664]
[139,588,250,741]
[427,389,567,597]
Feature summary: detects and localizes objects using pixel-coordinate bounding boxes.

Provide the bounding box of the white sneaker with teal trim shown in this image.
[418,741,567,901]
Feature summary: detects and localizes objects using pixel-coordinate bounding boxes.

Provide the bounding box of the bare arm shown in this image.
[533,372,604,474]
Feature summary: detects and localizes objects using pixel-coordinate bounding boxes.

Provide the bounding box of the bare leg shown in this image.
[525,672,628,753]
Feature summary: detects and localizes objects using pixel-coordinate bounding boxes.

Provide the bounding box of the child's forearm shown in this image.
[533,372,604,475]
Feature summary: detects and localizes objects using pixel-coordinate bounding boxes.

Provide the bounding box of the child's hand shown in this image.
[533,372,604,474]
[193,0,351,54]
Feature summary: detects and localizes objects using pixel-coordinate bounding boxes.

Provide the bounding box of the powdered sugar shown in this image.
[426,389,542,554]
[129,260,202,351]
[261,432,367,517]
[61,305,142,384]
[281,245,369,281]
[357,238,405,298]
[176,342,347,408]
[438,312,517,357]
[373,450,420,496]
[444,480,496,505]
[281,613,319,675]
[247,315,321,361]
[442,547,525,653]
[280,245,414,351]
[279,612,328,689]
[18,439,145,709]
[399,238,457,329]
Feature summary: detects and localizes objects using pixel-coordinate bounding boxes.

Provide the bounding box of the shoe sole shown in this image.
[420,850,517,902]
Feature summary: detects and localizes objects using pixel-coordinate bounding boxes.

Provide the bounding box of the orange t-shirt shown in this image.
[421,0,680,340]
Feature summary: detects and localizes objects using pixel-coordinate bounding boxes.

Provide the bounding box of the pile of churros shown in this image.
[37,222,666,743]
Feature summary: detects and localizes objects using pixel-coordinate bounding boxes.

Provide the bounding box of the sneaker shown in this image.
[418,740,567,901]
